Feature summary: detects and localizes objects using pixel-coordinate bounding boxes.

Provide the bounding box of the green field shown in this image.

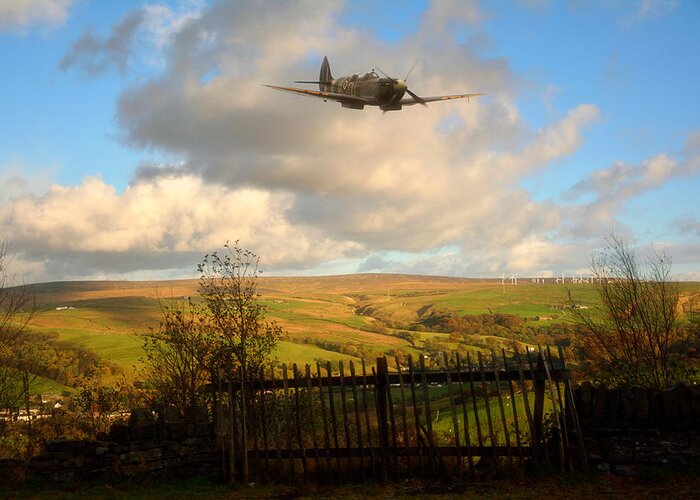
[18,274,700,393]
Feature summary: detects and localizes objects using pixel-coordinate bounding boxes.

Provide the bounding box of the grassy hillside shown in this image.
[19,274,700,392]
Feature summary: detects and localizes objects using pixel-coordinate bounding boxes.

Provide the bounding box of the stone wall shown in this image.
[575,382,700,431]
[26,406,217,483]
[573,383,700,475]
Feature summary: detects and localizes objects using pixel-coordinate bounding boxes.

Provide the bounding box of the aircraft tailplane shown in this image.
[319,56,333,92]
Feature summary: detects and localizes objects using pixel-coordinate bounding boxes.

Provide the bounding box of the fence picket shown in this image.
[419,354,439,474]
[305,364,320,478]
[250,376,259,480]
[558,345,587,468]
[386,363,398,480]
[326,361,341,473]
[270,365,282,475]
[228,372,236,482]
[282,364,294,478]
[528,349,549,464]
[316,362,332,471]
[513,347,534,452]
[394,357,409,475]
[492,350,512,465]
[548,346,571,471]
[348,361,365,481]
[361,360,376,480]
[293,365,308,476]
[455,353,475,478]
[539,346,565,472]
[339,361,352,473]
[444,352,462,471]
[258,367,269,478]
[502,349,524,465]
[407,355,424,477]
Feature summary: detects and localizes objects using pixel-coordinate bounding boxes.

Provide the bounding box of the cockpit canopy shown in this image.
[351,71,378,81]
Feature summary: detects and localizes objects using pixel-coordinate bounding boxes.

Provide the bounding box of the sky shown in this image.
[0,0,698,283]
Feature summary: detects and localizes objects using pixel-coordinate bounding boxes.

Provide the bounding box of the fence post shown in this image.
[532,352,546,462]
[227,372,236,483]
[240,368,249,483]
[375,356,390,481]
[558,346,588,469]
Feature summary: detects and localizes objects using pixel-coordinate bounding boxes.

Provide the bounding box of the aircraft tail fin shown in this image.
[319,56,333,92]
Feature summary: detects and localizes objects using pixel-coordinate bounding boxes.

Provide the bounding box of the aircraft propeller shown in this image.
[376,61,427,107]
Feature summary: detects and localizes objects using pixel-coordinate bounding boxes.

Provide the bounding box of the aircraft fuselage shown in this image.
[323,72,404,110]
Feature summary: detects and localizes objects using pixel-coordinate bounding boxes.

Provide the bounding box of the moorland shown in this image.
[21,273,700,394]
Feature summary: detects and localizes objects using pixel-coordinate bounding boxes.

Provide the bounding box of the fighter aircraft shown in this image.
[264,56,485,112]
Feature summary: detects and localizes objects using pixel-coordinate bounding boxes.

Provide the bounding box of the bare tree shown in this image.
[573,234,687,388]
[0,241,37,354]
[0,240,38,413]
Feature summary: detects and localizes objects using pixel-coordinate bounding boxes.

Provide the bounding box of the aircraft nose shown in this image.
[394,79,407,93]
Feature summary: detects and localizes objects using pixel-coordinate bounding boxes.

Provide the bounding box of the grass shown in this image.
[275,341,364,365]
[10,465,700,498]
[30,375,74,396]
[430,390,556,446]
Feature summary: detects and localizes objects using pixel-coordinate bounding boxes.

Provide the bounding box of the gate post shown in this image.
[376,357,390,481]
[532,353,546,462]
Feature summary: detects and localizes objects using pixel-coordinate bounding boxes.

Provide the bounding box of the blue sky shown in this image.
[0,0,698,282]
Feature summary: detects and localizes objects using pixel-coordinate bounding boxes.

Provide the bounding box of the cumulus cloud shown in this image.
[1,175,359,281]
[0,0,72,33]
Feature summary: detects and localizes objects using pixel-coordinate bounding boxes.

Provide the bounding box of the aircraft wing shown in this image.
[399,92,486,106]
[263,84,373,104]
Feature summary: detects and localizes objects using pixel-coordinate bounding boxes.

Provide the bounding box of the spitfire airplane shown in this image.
[264,56,485,112]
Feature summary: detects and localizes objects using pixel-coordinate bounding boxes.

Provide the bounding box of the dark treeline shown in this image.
[413,310,586,346]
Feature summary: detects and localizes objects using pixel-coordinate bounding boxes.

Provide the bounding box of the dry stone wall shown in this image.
[27,406,216,483]
[574,383,700,476]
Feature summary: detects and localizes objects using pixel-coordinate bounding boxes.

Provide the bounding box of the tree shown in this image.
[0,240,38,414]
[141,298,212,412]
[198,242,281,383]
[72,369,126,436]
[573,234,687,388]
[197,242,282,484]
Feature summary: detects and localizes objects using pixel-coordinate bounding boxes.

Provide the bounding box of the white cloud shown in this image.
[1,175,359,281]
[567,148,699,206]
[0,0,72,32]
[0,162,57,205]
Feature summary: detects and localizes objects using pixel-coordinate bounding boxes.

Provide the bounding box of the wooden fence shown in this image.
[212,346,585,483]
